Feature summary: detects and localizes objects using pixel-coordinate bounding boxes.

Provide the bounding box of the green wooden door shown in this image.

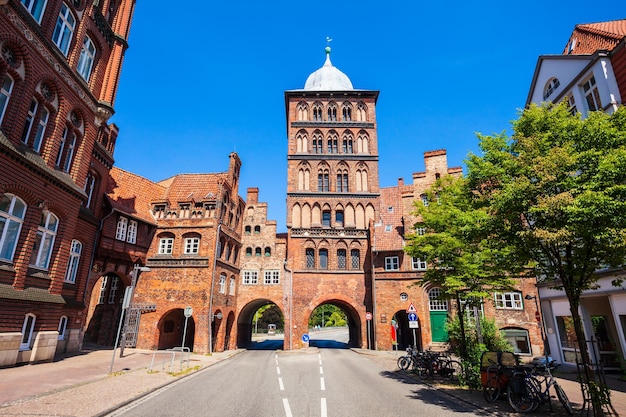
[430,311,449,342]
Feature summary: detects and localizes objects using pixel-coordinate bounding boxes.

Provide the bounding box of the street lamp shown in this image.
[109,264,151,373]
[525,294,550,366]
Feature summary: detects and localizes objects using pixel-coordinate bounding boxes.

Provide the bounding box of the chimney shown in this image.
[398,178,404,186]
[246,187,259,204]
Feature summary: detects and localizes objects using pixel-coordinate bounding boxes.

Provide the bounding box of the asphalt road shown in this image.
[108,348,487,417]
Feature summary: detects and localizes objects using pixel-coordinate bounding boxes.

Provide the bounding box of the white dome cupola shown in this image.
[303,47,353,91]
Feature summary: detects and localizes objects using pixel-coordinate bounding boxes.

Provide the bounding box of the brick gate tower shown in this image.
[284,46,380,349]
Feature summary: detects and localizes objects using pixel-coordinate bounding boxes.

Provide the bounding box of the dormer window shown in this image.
[543,78,560,100]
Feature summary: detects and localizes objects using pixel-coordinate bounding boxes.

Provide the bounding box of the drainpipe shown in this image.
[208,221,221,354]
[83,207,115,303]
[370,220,377,350]
[283,259,293,350]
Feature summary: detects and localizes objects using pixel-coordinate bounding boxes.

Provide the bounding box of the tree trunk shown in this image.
[567,294,610,417]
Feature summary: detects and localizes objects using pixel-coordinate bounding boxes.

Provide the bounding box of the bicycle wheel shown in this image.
[507,376,538,413]
[554,382,573,415]
[483,375,500,403]
[397,356,411,370]
[445,360,462,382]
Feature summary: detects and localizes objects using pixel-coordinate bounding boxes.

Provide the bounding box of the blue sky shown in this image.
[110,2,622,232]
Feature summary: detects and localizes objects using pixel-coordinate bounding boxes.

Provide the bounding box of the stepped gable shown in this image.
[374,185,406,251]
[157,173,228,204]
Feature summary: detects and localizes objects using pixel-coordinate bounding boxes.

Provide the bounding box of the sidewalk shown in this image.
[356,349,626,416]
[1,346,624,416]
[0,346,242,417]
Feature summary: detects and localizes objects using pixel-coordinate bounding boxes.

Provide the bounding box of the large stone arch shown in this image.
[237,298,285,348]
[305,294,363,348]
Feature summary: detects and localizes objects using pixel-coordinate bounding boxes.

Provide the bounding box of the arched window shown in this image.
[77,36,96,81]
[245,247,252,257]
[319,249,328,269]
[327,132,338,153]
[342,102,352,121]
[264,247,271,256]
[0,74,15,124]
[306,248,315,269]
[20,313,36,350]
[254,225,261,234]
[158,233,174,255]
[52,3,76,56]
[342,134,353,153]
[429,288,448,311]
[337,249,346,269]
[313,103,323,121]
[219,273,226,293]
[255,247,261,256]
[64,240,82,283]
[318,169,329,192]
[58,316,68,340]
[30,211,59,269]
[351,249,360,269]
[297,101,309,120]
[312,132,323,154]
[83,171,98,210]
[22,98,49,153]
[0,193,26,262]
[327,102,337,121]
[229,276,236,295]
[543,77,560,100]
[245,225,251,234]
[336,170,348,192]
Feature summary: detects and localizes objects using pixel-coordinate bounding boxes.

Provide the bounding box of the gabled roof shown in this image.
[108,167,165,224]
[564,19,626,55]
[157,173,227,203]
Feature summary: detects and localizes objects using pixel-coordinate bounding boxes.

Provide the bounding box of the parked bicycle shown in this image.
[397,346,418,371]
[507,360,573,414]
[414,350,462,382]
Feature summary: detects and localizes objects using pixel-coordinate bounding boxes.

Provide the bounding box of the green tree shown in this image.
[404,174,518,360]
[466,103,626,416]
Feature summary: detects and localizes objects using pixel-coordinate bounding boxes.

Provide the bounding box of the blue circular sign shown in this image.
[302,334,310,342]
[408,312,418,322]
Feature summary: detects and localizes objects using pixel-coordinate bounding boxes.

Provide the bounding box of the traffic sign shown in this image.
[409,321,419,329]
[302,334,310,342]
[366,312,372,320]
[184,306,193,317]
[406,303,417,313]
[407,312,417,322]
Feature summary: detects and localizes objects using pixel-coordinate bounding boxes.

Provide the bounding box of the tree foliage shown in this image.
[465,103,626,415]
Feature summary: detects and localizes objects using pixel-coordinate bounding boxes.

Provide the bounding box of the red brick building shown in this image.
[0,0,135,365]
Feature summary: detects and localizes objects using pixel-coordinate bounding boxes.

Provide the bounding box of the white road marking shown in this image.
[320,376,325,390]
[319,366,324,374]
[321,398,327,417]
[276,366,281,375]
[283,398,293,417]
[278,377,284,390]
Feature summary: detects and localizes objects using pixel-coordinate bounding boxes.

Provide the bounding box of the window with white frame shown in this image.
[32,105,49,153]
[412,257,427,271]
[543,77,560,100]
[62,129,76,173]
[98,276,108,304]
[107,276,118,304]
[58,315,68,340]
[264,270,280,285]
[0,193,26,262]
[428,287,448,311]
[582,75,602,112]
[229,276,235,295]
[21,0,47,23]
[77,36,96,81]
[115,217,127,241]
[64,239,81,283]
[494,292,523,310]
[158,237,173,254]
[385,256,399,271]
[126,220,137,244]
[0,74,14,124]
[243,270,258,285]
[567,95,577,115]
[184,237,199,254]
[83,172,96,209]
[52,3,76,56]
[22,99,38,145]
[219,274,226,293]
[416,227,426,236]
[501,328,531,355]
[20,313,36,350]
[421,194,429,206]
[29,211,59,269]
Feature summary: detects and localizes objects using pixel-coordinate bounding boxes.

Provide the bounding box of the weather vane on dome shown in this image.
[326,37,333,46]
